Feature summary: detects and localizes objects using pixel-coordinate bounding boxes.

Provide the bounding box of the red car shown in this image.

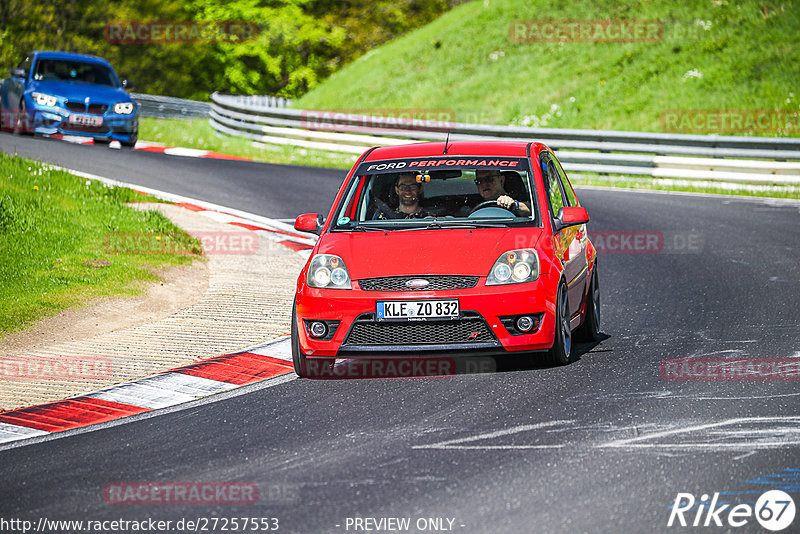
[292,141,599,377]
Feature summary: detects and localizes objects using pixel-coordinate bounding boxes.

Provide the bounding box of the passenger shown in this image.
[373,172,430,219]
[470,169,531,216]
[35,61,57,81]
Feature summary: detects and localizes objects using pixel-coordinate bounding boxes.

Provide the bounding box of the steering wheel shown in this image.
[468,200,519,216]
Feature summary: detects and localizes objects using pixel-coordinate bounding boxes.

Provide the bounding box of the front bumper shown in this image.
[28,105,138,143]
[295,274,558,358]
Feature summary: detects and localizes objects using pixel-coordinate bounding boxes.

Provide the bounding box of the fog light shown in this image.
[516,315,535,332]
[308,321,328,338]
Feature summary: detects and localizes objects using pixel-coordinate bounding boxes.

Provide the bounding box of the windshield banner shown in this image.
[357,157,530,175]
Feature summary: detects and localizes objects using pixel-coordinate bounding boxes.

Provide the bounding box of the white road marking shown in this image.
[133,372,240,397]
[0,423,49,444]
[86,382,197,409]
[246,336,292,362]
[164,147,209,157]
[413,420,574,450]
[598,417,800,450]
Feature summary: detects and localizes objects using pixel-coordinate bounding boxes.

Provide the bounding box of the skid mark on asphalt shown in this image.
[413,421,575,450]
[599,417,800,450]
[413,417,800,452]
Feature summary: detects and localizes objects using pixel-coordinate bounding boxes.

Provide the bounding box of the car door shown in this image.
[541,152,587,319]
[5,55,32,109]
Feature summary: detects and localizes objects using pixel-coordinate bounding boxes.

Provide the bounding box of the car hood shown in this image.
[28,80,132,103]
[316,227,544,279]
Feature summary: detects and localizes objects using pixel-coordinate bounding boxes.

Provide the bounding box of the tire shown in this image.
[576,263,601,342]
[13,100,31,135]
[0,99,8,132]
[121,134,138,148]
[291,301,309,378]
[545,282,573,366]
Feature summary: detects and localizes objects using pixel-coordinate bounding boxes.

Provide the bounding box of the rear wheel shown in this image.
[291,301,309,378]
[545,282,572,366]
[576,263,601,342]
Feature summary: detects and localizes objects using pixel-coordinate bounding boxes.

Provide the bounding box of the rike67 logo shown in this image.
[668,490,796,531]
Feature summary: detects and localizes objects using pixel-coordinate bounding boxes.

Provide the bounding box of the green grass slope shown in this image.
[296,0,800,135]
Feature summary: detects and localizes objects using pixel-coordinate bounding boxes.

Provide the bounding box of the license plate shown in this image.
[68,114,103,127]
[376,299,459,320]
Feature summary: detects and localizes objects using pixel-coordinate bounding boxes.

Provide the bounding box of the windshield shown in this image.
[32,59,118,87]
[333,156,537,230]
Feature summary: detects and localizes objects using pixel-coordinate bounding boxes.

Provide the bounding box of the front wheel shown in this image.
[121,135,138,148]
[0,99,9,132]
[13,100,31,135]
[291,301,309,378]
[544,282,573,366]
[576,263,600,342]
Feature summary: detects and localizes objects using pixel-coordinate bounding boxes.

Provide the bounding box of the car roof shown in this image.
[31,51,112,66]
[363,141,550,161]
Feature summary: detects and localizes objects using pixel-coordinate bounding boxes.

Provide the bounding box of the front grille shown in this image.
[65,102,108,114]
[344,315,494,346]
[359,275,479,292]
[87,103,108,114]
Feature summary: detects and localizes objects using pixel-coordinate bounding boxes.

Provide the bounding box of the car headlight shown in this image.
[307,254,351,289]
[32,92,57,107]
[486,249,539,285]
[114,102,135,115]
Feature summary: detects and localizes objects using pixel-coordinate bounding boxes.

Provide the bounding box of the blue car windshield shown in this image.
[33,59,118,87]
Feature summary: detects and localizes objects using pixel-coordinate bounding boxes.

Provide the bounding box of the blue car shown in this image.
[0,51,138,146]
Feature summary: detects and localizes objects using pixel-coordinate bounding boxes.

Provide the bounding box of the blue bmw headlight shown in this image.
[114,102,135,115]
[32,92,58,107]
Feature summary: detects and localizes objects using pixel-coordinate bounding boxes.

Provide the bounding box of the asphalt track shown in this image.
[1,133,799,533]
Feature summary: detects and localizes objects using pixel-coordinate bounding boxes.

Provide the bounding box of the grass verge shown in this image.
[296,0,799,135]
[0,153,203,337]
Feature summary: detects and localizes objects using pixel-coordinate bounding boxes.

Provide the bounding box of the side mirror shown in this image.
[554,206,589,232]
[295,213,324,235]
[11,68,26,79]
[121,79,134,89]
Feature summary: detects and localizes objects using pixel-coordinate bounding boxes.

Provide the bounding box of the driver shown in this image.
[471,170,531,216]
[373,172,431,220]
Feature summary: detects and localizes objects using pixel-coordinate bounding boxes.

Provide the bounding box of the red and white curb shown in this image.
[48,164,318,256]
[0,165,317,448]
[0,338,294,446]
[48,135,252,161]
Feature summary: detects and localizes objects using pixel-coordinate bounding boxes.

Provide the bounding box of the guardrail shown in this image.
[207,92,800,183]
[131,93,211,119]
